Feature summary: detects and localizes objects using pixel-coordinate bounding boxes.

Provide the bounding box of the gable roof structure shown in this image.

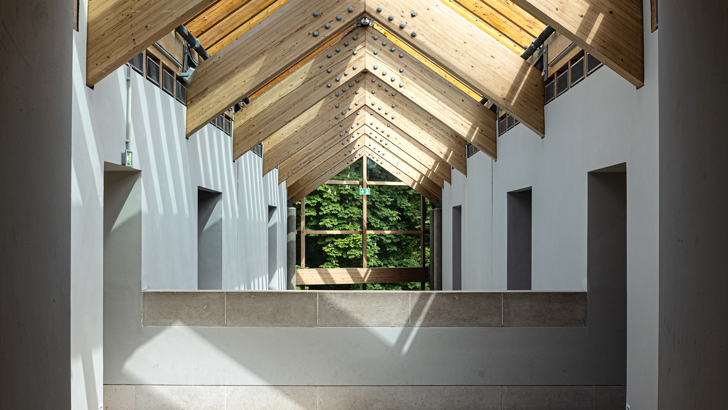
[86,0,645,200]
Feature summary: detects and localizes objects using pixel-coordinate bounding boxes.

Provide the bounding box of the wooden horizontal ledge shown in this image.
[324,180,408,186]
[142,291,588,328]
[300,230,422,235]
[297,267,425,285]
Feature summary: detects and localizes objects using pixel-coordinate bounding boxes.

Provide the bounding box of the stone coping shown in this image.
[142,291,587,328]
[105,384,624,410]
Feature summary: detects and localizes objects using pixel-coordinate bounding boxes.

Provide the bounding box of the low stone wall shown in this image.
[142,291,588,328]
[104,384,625,409]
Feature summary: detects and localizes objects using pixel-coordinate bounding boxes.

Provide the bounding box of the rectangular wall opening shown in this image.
[198,188,222,290]
[452,205,462,290]
[588,164,627,366]
[268,206,278,289]
[508,188,532,290]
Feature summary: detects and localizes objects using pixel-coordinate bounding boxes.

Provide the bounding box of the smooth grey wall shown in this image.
[659,0,728,407]
[442,1,659,407]
[0,0,72,408]
[452,206,462,290]
[507,189,532,290]
[198,190,223,290]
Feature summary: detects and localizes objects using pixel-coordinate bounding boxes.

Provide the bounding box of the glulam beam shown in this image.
[282,132,366,186]
[252,81,367,171]
[365,75,468,174]
[186,0,365,136]
[367,114,456,181]
[365,34,497,159]
[365,130,443,190]
[450,0,546,48]
[289,148,366,202]
[234,32,367,159]
[365,148,439,201]
[367,0,545,137]
[86,0,215,86]
[510,0,644,87]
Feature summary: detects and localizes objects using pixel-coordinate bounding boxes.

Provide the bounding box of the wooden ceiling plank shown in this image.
[367,0,545,137]
[86,0,216,86]
[185,0,366,137]
[452,0,536,48]
[289,149,366,202]
[366,31,497,160]
[365,75,469,174]
[197,0,285,50]
[440,0,525,53]
[281,132,366,186]
[186,0,253,37]
[205,0,293,54]
[510,0,644,87]
[481,0,547,38]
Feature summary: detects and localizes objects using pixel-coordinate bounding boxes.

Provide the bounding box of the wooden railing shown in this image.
[296,267,426,286]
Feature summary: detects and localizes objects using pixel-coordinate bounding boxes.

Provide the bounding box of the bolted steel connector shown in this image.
[313,31,319,37]
[313,11,320,17]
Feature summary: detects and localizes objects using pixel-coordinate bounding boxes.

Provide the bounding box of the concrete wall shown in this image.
[441,1,659,407]
[0,0,73,408]
[70,1,288,408]
[658,0,728,407]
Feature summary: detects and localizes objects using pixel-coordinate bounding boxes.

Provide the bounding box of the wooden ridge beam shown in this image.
[297,267,425,285]
[365,34,497,159]
[365,75,468,174]
[86,0,215,86]
[251,81,367,168]
[367,113,454,182]
[289,148,365,202]
[185,0,366,137]
[280,129,367,186]
[510,0,644,87]
[365,148,439,201]
[235,31,367,155]
[366,0,545,137]
[480,0,547,38]
[364,127,444,188]
[365,130,444,190]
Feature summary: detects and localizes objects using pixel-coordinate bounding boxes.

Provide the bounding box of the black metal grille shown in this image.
[216,116,224,129]
[507,114,515,130]
[129,52,144,74]
[466,143,480,158]
[545,80,555,104]
[162,70,175,96]
[176,80,186,105]
[587,53,602,74]
[252,144,263,157]
[499,117,507,136]
[146,56,160,86]
[556,70,569,96]
[570,57,585,87]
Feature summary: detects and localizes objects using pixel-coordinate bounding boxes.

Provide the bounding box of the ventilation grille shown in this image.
[545,80,555,104]
[146,56,160,86]
[499,117,507,136]
[251,144,263,157]
[216,115,224,129]
[466,143,480,158]
[129,52,144,74]
[162,70,175,96]
[507,114,515,130]
[570,57,585,87]
[587,53,602,74]
[176,80,187,105]
[556,70,569,96]
[224,118,232,135]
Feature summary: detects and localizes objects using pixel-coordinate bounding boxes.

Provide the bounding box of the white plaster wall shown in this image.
[71,2,288,406]
[442,3,659,407]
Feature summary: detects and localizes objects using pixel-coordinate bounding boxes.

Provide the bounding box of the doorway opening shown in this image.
[198,188,222,290]
[507,188,532,290]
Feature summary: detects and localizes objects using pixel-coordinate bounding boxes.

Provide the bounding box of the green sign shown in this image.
[359,188,371,196]
[124,150,133,167]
